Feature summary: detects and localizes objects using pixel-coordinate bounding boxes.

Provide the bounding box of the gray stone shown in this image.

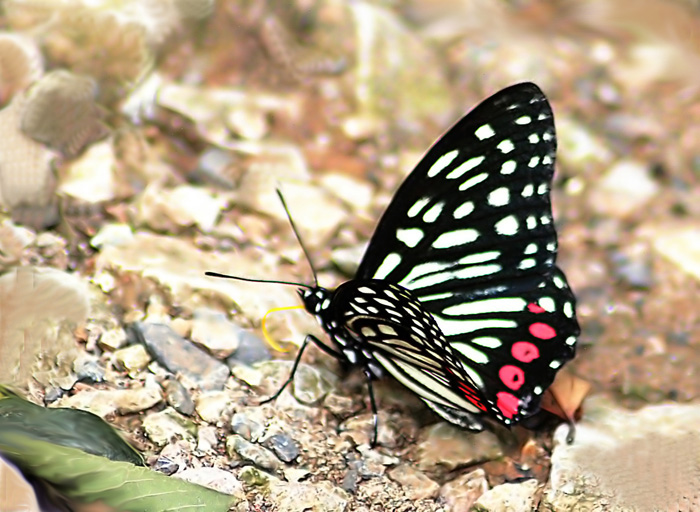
[73,353,105,383]
[226,327,271,366]
[226,434,281,471]
[133,322,230,390]
[263,433,300,463]
[164,377,195,416]
[231,412,266,442]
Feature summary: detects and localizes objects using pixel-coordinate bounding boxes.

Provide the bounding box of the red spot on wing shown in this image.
[496,391,520,419]
[530,322,556,339]
[512,341,540,363]
[457,381,488,411]
[499,365,525,391]
[527,302,546,313]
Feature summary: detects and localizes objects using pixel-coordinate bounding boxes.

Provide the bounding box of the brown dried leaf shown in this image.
[540,369,591,421]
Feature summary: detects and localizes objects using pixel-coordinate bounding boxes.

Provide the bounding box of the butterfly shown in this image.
[208,82,579,444]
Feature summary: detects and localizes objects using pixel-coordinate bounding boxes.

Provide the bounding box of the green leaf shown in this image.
[0,433,239,511]
[0,385,143,465]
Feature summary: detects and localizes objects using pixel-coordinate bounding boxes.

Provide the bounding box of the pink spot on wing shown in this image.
[512,341,540,363]
[530,322,556,339]
[527,302,545,313]
[496,392,519,419]
[499,365,525,390]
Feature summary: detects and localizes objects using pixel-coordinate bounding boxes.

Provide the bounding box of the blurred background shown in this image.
[1,1,699,510]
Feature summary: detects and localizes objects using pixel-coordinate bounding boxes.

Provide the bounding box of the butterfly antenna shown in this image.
[276,188,319,287]
[204,272,314,289]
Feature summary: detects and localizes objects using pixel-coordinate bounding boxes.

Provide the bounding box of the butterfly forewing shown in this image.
[348,82,579,427]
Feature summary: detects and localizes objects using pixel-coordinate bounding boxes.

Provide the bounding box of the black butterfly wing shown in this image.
[355,83,579,426]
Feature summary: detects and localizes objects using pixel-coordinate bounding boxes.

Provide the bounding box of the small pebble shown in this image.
[154,456,179,475]
[263,433,300,463]
[226,434,281,471]
[164,377,195,416]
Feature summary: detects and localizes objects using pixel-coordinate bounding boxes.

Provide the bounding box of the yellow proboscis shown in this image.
[261,305,305,353]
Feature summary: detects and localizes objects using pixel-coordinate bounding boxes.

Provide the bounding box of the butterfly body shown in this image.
[300,82,579,432]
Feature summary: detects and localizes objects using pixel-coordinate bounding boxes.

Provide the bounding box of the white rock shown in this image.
[545,397,700,511]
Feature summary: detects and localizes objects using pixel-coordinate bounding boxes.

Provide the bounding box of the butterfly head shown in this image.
[299,287,333,318]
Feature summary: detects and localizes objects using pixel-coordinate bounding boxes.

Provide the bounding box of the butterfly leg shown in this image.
[259,334,312,404]
[259,334,340,404]
[364,369,379,447]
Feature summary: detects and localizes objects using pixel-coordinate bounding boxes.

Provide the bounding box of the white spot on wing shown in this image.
[408,197,430,218]
[518,258,536,269]
[539,297,555,312]
[378,324,397,336]
[563,302,574,318]
[422,202,444,223]
[475,124,495,140]
[487,187,510,207]
[373,253,402,280]
[566,336,576,345]
[396,228,424,248]
[522,184,534,197]
[524,243,538,254]
[497,139,515,153]
[451,342,489,364]
[358,287,376,294]
[460,251,500,265]
[432,229,479,249]
[402,264,501,289]
[526,216,537,230]
[361,326,376,337]
[501,160,516,174]
[495,215,519,235]
[442,297,527,316]
[453,201,474,219]
[528,133,540,144]
[472,336,502,348]
[459,173,488,191]
[515,116,532,125]
[427,150,459,177]
[446,156,485,180]
[528,156,540,167]
[437,317,516,337]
